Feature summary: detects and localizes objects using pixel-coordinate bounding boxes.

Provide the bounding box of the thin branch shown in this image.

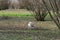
[42,0,60,29]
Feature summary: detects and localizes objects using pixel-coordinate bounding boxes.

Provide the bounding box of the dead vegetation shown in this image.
[0,21,58,30]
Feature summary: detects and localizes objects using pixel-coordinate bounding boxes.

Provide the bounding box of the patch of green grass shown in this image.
[0,10,33,17]
[45,14,52,21]
[0,13,32,17]
[0,10,54,21]
[0,12,52,21]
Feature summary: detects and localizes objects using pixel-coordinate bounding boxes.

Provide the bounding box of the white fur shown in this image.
[28,22,34,29]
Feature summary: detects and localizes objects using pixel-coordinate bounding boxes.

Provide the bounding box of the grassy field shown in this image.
[0,9,33,17]
[0,9,59,40]
[0,9,52,21]
[0,30,60,40]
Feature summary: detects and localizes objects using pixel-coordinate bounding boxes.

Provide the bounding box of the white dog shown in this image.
[28,22,34,29]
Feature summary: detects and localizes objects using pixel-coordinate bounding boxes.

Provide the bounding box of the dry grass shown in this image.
[0,21,58,30]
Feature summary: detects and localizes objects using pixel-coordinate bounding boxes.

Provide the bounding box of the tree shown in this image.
[24,0,47,21]
[42,0,60,29]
